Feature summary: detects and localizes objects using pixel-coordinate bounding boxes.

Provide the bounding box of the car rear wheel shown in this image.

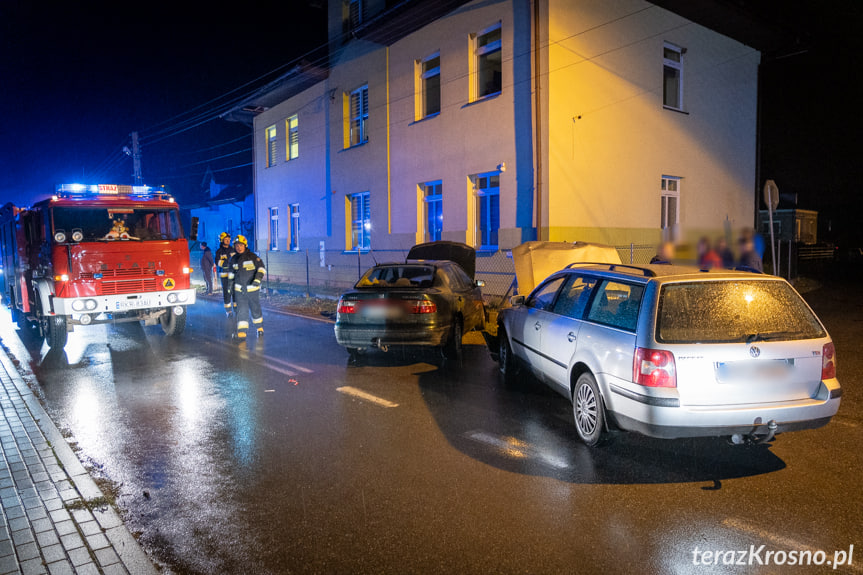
[443,318,463,363]
[573,372,605,446]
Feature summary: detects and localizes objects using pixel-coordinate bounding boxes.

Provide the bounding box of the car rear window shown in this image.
[656,280,826,344]
[356,265,435,288]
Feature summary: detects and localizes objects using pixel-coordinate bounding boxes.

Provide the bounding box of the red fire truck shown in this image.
[0,183,197,349]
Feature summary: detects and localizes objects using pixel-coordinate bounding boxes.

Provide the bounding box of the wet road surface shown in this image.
[1,287,862,574]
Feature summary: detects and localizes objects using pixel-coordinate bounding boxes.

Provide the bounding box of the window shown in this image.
[472,24,502,101]
[587,281,644,332]
[416,52,441,120]
[348,0,363,30]
[266,125,277,168]
[551,275,599,319]
[422,181,442,242]
[527,276,566,311]
[350,192,371,251]
[474,172,500,249]
[345,85,369,147]
[663,43,684,110]
[286,115,298,161]
[290,204,299,251]
[269,207,279,251]
[661,175,680,240]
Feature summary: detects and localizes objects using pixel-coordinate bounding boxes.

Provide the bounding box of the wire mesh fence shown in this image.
[191,243,661,305]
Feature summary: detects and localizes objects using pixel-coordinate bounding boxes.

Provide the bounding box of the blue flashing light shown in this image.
[55,183,169,200]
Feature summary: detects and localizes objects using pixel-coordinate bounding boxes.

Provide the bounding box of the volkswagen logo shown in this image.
[749,346,761,358]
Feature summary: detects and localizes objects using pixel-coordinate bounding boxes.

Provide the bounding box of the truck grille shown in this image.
[100,278,159,295]
[80,269,156,279]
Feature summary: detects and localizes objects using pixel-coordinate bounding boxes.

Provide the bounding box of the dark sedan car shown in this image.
[334,241,485,361]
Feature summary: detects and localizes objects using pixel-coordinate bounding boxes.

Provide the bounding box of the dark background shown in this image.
[1,1,861,244]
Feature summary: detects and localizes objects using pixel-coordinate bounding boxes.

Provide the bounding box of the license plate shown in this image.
[362,304,402,319]
[115,298,152,310]
[715,359,793,383]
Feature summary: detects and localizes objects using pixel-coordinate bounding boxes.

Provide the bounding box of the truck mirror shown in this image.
[189,217,199,241]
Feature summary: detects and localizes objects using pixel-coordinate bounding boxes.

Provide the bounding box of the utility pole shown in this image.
[131,131,143,185]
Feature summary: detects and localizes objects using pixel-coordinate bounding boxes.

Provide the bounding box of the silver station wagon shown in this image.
[495,263,841,446]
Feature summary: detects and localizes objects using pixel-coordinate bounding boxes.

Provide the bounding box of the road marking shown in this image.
[336,386,398,408]
[257,353,314,373]
[722,517,863,573]
[201,334,313,377]
[464,430,569,469]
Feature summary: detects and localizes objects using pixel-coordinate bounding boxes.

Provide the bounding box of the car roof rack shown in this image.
[563,262,657,277]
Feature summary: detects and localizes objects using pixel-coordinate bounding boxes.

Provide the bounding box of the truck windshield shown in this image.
[52,207,183,242]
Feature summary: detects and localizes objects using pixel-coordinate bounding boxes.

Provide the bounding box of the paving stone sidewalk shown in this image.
[0,347,157,575]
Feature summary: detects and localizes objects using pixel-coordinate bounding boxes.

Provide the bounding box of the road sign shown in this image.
[763,179,779,211]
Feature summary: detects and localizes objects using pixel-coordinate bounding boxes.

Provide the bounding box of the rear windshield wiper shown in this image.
[744,331,804,343]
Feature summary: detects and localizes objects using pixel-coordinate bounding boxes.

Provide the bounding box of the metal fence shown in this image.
[192,243,658,306]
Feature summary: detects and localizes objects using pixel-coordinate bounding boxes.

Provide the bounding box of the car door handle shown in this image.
[567,331,577,342]
[534,322,542,331]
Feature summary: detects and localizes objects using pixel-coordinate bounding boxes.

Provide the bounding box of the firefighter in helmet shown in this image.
[215,232,235,316]
[228,235,266,340]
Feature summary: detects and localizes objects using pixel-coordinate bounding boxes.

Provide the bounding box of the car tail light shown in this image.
[408,299,436,314]
[633,348,677,388]
[338,299,358,314]
[822,342,836,380]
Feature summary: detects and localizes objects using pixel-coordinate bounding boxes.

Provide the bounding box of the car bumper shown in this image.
[605,381,842,439]
[334,324,450,349]
[52,289,196,315]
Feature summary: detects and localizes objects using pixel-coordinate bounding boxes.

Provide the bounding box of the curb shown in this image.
[0,339,159,575]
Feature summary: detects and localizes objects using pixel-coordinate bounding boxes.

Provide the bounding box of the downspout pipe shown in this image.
[533,0,543,240]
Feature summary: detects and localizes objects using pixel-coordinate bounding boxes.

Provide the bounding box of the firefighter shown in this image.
[215,232,235,316]
[228,235,266,340]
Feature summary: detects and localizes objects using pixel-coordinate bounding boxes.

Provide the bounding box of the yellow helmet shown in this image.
[234,234,248,246]
[219,232,231,242]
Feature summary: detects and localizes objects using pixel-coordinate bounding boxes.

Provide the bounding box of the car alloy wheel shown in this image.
[573,372,605,446]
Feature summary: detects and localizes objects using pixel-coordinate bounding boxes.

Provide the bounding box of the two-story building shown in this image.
[241,0,761,290]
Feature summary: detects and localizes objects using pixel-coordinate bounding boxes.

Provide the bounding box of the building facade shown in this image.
[252,0,760,289]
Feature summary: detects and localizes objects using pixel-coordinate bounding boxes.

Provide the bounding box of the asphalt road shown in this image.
[1,282,861,575]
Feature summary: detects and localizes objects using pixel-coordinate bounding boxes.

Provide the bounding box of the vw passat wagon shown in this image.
[495,263,841,446]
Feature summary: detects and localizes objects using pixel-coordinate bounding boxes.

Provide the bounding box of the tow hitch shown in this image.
[729,420,778,446]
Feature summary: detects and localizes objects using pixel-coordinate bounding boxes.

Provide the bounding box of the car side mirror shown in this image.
[475,279,485,287]
[510,295,525,306]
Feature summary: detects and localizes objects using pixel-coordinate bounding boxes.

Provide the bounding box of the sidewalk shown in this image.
[0,344,157,575]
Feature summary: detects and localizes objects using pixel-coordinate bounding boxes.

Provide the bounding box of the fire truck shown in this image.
[0,183,197,349]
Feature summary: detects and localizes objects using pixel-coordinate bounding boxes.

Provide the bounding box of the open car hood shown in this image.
[512,241,622,294]
[407,241,476,280]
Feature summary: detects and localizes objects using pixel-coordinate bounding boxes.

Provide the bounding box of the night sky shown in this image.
[1,1,861,242]
[0,1,326,205]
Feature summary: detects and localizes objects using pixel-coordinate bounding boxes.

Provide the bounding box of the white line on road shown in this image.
[201,334,313,377]
[256,353,314,373]
[336,386,399,408]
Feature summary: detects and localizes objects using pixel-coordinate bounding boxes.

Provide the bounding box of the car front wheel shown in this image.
[573,372,605,446]
[498,328,517,385]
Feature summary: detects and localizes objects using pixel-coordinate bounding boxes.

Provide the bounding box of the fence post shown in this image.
[630,243,634,264]
[265,250,270,298]
[306,248,311,297]
[788,240,792,280]
[776,240,781,277]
